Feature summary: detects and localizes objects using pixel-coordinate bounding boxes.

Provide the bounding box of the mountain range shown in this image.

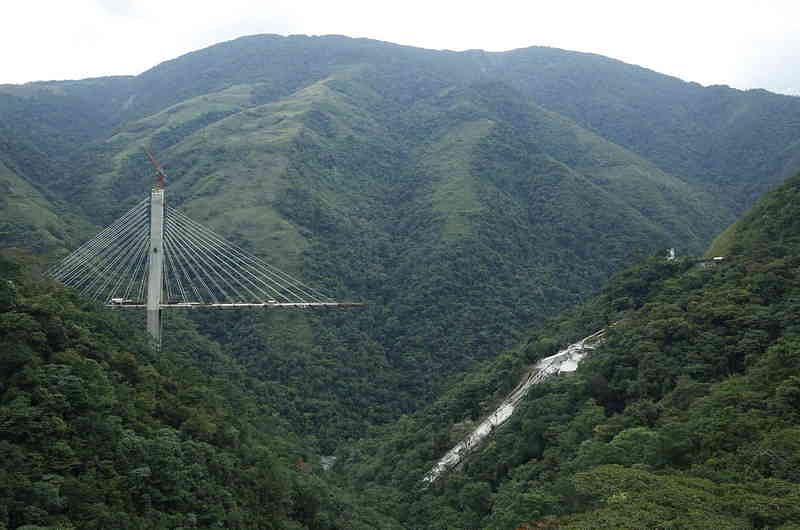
[1,33,800,528]
[341,171,800,529]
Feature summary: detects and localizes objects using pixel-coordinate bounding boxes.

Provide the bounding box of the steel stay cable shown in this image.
[49,200,148,277]
[162,239,176,302]
[164,234,203,302]
[167,216,303,302]
[61,236,140,295]
[48,200,147,277]
[104,233,150,302]
[166,227,214,303]
[94,230,150,300]
[164,254,175,303]
[123,237,151,301]
[168,226,268,303]
[166,212,294,301]
[81,230,150,300]
[60,256,102,290]
[166,207,328,299]
[56,215,150,285]
[165,219,250,302]
[166,233,193,303]
[166,227,262,302]
[52,213,147,283]
[69,221,149,293]
[164,215,286,302]
[164,222,217,302]
[50,198,347,308]
[171,224,235,302]
[163,236,190,303]
[167,208,326,302]
[164,227,210,303]
[136,260,148,303]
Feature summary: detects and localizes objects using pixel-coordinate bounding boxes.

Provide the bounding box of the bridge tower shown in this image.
[47,148,362,351]
[146,186,165,347]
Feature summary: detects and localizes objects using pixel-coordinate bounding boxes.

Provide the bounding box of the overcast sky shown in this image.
[3,0,799,95]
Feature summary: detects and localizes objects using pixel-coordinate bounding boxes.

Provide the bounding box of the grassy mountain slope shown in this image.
[6,35,799,209]
[0,161,65,252]
[708,167,800,258]
[0,80,132,193]
[124,72,733,447]
[341,172,800,529]
[0,254,399,529]
[494,46,800,208]
[8,54,731,450]
[1,34,798,449]
[0,160,94,255]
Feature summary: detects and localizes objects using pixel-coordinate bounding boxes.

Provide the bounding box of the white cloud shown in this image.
[2,0,798,94]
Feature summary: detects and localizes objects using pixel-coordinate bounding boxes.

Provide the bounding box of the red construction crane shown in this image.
[144,147,167,189]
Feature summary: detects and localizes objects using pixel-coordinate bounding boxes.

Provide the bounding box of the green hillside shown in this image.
[2,33,800,529]
[5,35,799,210]
[341,172,800,528]
[494,47,800,209]
[138,73,731,446]
[1,34,799,450]
[0,161,63,252]
[0,161,93,255]
[0,254,399,529]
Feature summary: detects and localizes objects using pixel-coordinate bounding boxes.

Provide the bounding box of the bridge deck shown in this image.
[107,302,365,309]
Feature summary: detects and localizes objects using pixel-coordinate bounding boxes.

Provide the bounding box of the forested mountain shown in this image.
[0,255,400,528]
[2,33,800,529]
[340,172,800,528]
[1,34,799,450]
[0,160,67,252]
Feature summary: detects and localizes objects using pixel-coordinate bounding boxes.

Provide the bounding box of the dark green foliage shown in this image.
[151,110,236,153]
[2,33,800,498]
[496,47,800,210]
[341,173,800,528]
[1,34,800,529]
[0,255,399,529]
[190,74,727,447]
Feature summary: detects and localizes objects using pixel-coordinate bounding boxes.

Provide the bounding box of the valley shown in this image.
[1,33,800,529]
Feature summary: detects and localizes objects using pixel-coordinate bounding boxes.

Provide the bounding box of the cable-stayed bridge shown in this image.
[47,150,361,349]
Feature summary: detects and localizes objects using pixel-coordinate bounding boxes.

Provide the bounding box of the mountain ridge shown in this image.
[1,32,798,447]
[2,33,800,529]
[340,171,800,529]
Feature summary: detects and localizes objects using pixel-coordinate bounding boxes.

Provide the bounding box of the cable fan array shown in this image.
[47,201,334,306]
[161,206,332,305]
[48,198,151,304]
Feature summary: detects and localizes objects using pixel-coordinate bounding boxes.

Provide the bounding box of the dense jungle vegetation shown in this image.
[340,172,800,529]
[1,34,800,529]
[3,35,799,450]
[0,254,400,529]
